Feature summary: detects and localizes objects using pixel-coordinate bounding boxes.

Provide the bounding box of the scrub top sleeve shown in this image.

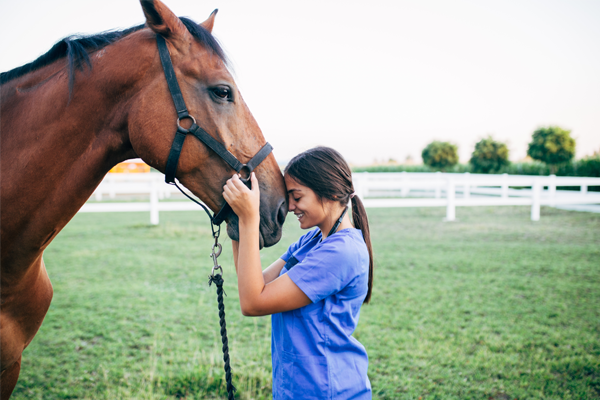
[280,229,319,262]
[286,236,359,303]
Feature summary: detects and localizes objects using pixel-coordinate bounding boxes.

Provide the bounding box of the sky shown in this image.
[1,0,599,165]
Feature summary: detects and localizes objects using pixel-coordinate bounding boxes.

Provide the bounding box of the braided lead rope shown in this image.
[208,232,236,399]
[208,274,236,399]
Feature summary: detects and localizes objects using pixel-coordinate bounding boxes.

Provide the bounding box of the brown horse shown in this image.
[0,0,287,397]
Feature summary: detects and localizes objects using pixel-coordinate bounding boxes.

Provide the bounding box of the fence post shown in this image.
[581,184,588,195]
[150,177,159,225]
[446,176,456,221]
[464,172,470,198]
[353,172,368,199]
[400,171,409,197]
[548,175,556,206]
[501,173,508,198]
[108,174,116,199]
[435,171,442,198]
[95,185,103,201]
[531,178,541,221]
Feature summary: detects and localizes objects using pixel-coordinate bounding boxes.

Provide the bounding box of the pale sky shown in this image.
[1,0,599,165]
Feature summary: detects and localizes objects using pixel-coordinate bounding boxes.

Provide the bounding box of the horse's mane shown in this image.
[0,17,227,93]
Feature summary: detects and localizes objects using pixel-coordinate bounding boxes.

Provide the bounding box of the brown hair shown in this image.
[284,147,374,303]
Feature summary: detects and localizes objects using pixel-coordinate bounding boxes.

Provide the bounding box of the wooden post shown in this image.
[549,174,556,207]
[435,171,442,198]
[95,184,103,201]
[353,172,368,199]
[150,177,159,225]
[446,176,456,221]
[400,171,409,197]
[531,178,541,221]
[109,174,116,199]
[501,173,508,198]
[464,172,470,198]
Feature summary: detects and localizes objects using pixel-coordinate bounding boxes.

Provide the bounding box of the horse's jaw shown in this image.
[225,215,265,250]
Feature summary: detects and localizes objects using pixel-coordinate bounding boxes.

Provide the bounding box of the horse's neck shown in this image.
[0,51,147,273]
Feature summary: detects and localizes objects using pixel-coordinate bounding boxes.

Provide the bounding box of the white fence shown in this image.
[81,172,600,224]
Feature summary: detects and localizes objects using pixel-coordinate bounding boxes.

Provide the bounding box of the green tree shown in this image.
[421,141,458,171]
[469,136,510,173]
[527,126,575,174]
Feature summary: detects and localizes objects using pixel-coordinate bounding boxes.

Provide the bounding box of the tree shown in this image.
[469,136,510,173]
[421,141,458,171]
[527,126,575,174]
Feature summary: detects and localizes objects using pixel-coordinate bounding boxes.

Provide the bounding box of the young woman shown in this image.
[223,146,374,399]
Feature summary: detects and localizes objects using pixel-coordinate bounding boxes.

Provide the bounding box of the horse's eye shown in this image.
[212,86,232,101]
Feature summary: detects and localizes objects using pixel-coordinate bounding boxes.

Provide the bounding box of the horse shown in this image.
[0,1,287,397]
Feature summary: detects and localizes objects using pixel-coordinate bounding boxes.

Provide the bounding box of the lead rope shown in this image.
[207,228,236,400]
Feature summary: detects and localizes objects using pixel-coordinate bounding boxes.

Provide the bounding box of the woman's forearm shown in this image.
[231,240,239,274]
[263,259,286,284]
[236,216,264,315]
[234,239,285,284]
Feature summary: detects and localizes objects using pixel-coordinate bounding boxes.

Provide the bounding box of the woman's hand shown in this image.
[222,172,260,224]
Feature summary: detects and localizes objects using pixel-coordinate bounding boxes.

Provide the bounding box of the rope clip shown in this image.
[210,241,223,277]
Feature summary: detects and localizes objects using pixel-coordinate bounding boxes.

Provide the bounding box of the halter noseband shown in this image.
[156,34,273,226]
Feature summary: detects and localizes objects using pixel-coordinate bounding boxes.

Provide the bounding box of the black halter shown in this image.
[156,34,273,226]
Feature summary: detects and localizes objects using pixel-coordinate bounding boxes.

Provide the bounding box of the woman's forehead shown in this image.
[284,174,308,194]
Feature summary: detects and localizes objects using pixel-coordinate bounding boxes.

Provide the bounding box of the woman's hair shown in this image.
[284,147,374,304]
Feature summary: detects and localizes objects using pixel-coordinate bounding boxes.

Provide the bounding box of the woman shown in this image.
[223,147,374,399]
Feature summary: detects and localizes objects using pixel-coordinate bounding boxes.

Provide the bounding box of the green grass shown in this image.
[11,206,600,399]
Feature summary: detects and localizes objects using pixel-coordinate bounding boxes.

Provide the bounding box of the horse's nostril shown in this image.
[277,200,287,226]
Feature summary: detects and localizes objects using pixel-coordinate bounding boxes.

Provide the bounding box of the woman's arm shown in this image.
[223,173,311,316]
[263,259,286,284]
[231,240,286,284]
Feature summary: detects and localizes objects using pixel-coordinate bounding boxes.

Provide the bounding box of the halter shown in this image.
[156,34,273,227]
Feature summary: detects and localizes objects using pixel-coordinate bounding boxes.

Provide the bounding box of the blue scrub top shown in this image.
[271,228,372,399]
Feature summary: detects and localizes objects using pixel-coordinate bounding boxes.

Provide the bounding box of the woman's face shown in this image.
[285,174,332,230]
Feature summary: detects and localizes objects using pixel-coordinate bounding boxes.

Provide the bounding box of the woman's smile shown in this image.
[284,174,326,230]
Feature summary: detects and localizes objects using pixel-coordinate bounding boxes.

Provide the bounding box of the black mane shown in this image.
[0,17,227,92]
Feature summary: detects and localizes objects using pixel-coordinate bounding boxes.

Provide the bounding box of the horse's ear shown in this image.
[140,0,187,39]
[200,9,218,33]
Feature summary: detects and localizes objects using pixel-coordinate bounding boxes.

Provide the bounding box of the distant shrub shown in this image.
[421,141,458,171]
[352,164,470,173]
[469,137,510,173]
[574,155,600,177]
[527,126,576,174]
[352,159,600,177]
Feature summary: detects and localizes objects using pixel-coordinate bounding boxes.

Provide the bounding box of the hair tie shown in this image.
[350,192,356,199]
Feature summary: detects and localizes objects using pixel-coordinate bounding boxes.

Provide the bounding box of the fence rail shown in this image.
[81,172,600,224]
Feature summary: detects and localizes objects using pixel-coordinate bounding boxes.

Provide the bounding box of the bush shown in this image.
[352,164,470,173]
[574,155,600,177]
[527,126,576,173]
[469,136,510,173]
[421,141,458,171]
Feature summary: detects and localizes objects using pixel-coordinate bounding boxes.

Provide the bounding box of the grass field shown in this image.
[11,206,600,399]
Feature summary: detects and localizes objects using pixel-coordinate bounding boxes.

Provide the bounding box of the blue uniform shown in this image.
[271,228,372,399]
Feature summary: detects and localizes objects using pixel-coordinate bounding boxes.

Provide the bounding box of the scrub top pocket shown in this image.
[281,351,330,399]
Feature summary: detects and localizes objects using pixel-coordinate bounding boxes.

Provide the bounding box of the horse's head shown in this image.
[127,0,286,247]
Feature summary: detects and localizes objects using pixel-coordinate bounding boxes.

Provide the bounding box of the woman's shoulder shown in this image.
[320,229,368,261]
[325,228,365,246]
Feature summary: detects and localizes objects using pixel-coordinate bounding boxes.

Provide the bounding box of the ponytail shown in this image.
[351,195,374,304]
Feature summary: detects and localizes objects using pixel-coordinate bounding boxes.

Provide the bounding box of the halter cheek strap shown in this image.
[156,34,273,226]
